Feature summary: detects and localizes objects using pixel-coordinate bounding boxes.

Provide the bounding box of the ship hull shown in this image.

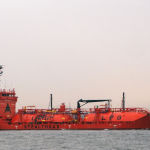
[1,115,150,130]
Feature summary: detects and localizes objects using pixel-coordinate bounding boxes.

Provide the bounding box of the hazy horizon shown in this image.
[0,1,150,110]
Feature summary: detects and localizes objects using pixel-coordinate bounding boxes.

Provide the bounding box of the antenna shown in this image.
[0,65,4,88]
[0,65,4,76]
[11,78,12,90]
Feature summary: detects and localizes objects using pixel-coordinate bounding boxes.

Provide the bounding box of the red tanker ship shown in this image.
[0,66,150,130]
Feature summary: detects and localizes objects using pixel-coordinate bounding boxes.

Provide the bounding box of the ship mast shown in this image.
[0,65,4,88]
[123,92,125,110]
[48,94,53,110]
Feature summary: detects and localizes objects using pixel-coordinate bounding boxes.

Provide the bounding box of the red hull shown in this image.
[1,115,150,130]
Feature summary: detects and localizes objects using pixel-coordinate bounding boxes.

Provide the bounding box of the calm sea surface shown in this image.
[0,130,150,150]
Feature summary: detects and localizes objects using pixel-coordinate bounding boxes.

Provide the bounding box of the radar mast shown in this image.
[0,65,4,88]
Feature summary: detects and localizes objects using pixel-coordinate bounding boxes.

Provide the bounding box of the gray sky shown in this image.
[0,1,150,110]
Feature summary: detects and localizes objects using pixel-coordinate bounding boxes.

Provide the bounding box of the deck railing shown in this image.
[18,107,150,114]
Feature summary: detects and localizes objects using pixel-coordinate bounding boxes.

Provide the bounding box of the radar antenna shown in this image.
[0,65,4,88]
[0,65,4,76]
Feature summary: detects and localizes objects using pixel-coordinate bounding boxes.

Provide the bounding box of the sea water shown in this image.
[0,130,150,150]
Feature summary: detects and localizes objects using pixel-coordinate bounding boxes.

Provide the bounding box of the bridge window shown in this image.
[2,94,10,97]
